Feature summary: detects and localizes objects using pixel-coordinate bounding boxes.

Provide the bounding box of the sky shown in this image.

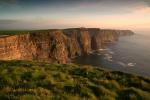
[0,0,150,33]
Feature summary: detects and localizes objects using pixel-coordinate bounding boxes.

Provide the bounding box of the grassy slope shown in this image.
[0,61,149,100]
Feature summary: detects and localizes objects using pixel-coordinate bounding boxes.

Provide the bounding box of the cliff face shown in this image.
[63,28,92,55]
[0,34,36,60]
[0,28,134,63]
[29,31,68,63]
[0,31,68,63]
[116,30,134,36]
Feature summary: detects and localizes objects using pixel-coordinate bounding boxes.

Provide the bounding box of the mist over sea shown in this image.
[74,33,150,77]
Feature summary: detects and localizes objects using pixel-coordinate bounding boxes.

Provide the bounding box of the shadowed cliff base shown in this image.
[0,28,134,64]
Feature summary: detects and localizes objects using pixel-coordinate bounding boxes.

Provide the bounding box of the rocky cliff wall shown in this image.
[0,28,134,63]
[0,31,68,63]
[0,34,36,60]
[116,30,134,36]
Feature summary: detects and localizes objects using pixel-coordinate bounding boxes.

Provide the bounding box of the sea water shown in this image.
[73,33,150,77]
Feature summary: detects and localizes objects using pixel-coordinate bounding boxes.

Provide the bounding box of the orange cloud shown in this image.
[133,6,150,14]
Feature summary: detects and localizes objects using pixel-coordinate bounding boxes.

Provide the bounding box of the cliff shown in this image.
[116,30,134,36]
[0,28,134,63]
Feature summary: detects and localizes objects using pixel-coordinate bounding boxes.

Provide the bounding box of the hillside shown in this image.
[0,60,149,100]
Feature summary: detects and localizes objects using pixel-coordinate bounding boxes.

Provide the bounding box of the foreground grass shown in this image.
[0,61,149,100]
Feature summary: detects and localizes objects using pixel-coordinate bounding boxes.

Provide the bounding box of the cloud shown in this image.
[0,0,146,6]
[133,6,150,14]
[142,0,150,6]
[0,19,20,24]
[0,18,69,29]
[0,0,150,30]
[0,0,18,4]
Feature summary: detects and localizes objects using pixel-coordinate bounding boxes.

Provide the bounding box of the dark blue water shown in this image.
[73,34,150,77]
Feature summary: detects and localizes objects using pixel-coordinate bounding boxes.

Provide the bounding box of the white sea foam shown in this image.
[104,53,113,62]
[127,63,136,67]
[99,49,107,51]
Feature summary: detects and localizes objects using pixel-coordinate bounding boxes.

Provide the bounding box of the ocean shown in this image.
[73,33,150,77]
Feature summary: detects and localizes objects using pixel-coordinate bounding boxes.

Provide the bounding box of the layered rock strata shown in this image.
[0,28,134,63]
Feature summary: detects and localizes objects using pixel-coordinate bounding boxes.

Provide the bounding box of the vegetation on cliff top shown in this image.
[0,29,59,36]
[0,60,149,100]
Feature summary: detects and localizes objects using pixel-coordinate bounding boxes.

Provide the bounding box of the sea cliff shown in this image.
[0,28,134,63]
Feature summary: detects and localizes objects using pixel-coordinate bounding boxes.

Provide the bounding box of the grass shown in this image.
[0,60,149,100]
[0,30,29,36]
[0,29,60,36]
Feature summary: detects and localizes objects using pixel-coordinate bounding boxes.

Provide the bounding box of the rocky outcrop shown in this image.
[0,28,134,63]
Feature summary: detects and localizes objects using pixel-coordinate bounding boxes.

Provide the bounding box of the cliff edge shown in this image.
[0,28,134,63]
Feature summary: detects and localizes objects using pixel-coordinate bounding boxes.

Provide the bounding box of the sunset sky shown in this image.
[0,0,150,33]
